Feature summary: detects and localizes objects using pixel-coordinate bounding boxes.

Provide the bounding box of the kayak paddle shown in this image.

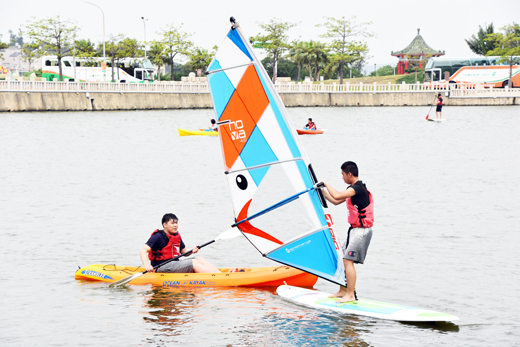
[108,227,242,288]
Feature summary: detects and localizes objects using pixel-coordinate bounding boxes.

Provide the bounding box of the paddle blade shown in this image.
[215,228,242,241]
[425,114,429,120]
[108,272,145,288]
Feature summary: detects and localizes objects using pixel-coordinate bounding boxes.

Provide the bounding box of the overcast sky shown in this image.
[1,0,518,73]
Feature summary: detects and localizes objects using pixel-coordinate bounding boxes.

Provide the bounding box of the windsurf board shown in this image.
[276,285,459,322]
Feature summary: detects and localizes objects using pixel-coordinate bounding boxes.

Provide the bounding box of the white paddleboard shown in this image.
[276,285,459,322]
[427,118,446,122]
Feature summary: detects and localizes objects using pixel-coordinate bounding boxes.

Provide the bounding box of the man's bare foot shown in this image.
[328,289,346,298]
[228,268,239,273]
[337,293,357,303]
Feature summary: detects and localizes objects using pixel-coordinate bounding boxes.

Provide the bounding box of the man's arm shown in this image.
[321,181,356,205]
[140,244,154,272]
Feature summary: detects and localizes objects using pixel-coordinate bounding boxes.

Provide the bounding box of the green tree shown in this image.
[261,57,299,81]
[251,18,297,83]
[148,40,166,81]
[287,41,306,81]
[120,38,143,58]
[105,34,124,82]
[73,39,98,67]
[22,16,79,81]
[0,35,9,60]
[486,23,520,88]
[317,16,373,84]
[187,47,214,74]
[158,24,193,81]
[21,43,39,72]
[465,23,497,56]
[370,65,395,77]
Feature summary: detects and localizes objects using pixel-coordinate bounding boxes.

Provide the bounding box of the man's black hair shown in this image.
[341,161,358,177]
[211,119,216,124]
[438,93,441,97]
[162,213,178,225]
[308,118,312,121]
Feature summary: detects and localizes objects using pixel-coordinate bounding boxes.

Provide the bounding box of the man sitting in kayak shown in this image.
[207,119,218,132]
[140,213,232,273]
[303,118,317,130]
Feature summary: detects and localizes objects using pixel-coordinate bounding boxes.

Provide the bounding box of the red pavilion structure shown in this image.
[391,29,444,75]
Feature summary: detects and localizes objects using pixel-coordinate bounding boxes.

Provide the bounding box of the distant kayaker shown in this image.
[318,161,374,303]
[140,213,224,273]
[303,118,317,130]
[436,94,443,120]
[208,119,218,132]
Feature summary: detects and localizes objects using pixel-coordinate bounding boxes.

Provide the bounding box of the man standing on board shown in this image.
[318,161,374,302]
[436,93,443,120]
[140,213,223,273]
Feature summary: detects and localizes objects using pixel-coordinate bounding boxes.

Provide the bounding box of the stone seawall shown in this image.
[0,91,517,112]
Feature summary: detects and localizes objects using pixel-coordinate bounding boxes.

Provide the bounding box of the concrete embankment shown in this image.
[0,91,517,112]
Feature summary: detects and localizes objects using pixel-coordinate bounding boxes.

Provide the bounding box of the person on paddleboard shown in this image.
[303,118,317,131]
[436,94,443,120]
[140,213,224,273]
[318,161,374,302]
[208,119,218,132]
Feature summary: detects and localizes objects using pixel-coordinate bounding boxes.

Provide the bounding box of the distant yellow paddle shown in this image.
[109,228,242,287]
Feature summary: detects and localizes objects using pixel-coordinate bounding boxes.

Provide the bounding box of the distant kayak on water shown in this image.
[75,264,318,287]
[296,129,326,135]
[178,128,218,136]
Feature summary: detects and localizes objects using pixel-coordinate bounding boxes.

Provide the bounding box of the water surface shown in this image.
[1,106,519,346]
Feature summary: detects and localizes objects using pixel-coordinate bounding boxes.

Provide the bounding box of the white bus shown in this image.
[425,56,519,88]
[41,56,155,83]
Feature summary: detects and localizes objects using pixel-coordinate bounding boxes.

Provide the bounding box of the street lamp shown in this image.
[374,63,377,76]
[83,1,105,82]
[141,17,148,58]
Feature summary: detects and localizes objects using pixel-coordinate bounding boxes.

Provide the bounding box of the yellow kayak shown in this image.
[178,128,218,136]
[75,264,318,287]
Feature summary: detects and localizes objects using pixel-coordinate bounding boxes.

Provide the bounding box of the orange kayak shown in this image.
[296,129,325,135]
[75,264,318,287]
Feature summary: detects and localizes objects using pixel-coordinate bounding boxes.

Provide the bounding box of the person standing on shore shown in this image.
[318,161,374,302]
[436,94,443,120]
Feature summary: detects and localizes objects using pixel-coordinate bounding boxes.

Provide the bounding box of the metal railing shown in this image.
[1,80,518,97]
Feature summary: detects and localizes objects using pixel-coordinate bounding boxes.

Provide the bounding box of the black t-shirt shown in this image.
[146,230,186,266]
[348,181,370,210]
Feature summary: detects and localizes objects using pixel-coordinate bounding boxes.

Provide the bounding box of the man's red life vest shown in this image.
[148,229,182,261]
[437,98,443,106]
[309,122,316,130]
[346,189,374,228]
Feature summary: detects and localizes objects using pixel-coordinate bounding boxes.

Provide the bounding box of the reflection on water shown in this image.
[141,286,371,346]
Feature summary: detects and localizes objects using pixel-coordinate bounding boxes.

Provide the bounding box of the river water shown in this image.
[1,106,519,346]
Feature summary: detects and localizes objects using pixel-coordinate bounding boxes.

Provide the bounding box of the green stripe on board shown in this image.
[417,312,452,317]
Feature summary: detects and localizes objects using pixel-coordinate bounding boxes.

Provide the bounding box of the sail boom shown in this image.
[206,62,255,75]
[225,157,303,175]
[231,187,314,228]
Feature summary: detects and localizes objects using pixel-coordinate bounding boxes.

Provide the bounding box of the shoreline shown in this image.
[0,91,517,112]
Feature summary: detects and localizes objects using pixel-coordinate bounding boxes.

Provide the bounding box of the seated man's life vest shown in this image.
[346,189,374,228]
[148,229,182,261]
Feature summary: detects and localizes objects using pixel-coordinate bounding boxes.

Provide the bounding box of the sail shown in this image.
[206,19,346,286]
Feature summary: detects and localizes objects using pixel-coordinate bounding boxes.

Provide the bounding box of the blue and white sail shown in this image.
[206,18,346,286]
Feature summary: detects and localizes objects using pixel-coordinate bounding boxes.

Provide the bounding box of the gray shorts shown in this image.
[343,227,373,264]
[156,259,194,273]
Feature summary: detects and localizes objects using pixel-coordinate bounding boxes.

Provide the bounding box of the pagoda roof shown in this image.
[391,29,445,56]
